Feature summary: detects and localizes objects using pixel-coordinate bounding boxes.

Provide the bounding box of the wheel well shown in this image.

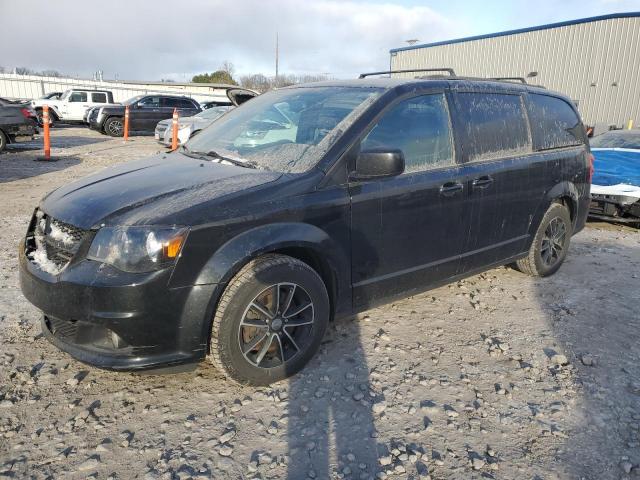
[554,196,576,222]
[270,246,337,320]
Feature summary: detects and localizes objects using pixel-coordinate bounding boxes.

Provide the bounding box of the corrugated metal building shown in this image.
[390,12,640,127]
[0,73,242,104]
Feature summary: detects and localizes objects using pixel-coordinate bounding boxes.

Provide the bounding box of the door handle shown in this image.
[471,175,494,189]
[439,181,464,197]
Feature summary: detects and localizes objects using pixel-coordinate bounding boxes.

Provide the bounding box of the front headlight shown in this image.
[87,226,188,273]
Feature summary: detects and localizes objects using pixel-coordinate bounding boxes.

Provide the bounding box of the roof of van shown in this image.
[286,78,566,98]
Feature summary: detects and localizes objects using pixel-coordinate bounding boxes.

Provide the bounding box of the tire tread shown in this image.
[209,254,323,384]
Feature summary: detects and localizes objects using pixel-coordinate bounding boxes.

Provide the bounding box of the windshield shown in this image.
[196,106,233,119]
[186,86,383,173]
[59,90,72,100]
[591,131,640,150]
[123,95,145,106]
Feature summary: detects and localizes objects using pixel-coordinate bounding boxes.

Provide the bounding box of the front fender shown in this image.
[193,222,348,288]
[182,222,350,352]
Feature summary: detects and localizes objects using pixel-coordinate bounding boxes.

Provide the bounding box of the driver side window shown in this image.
[138,96,160,108]
[68,92,87,103]
[361,93,454,173]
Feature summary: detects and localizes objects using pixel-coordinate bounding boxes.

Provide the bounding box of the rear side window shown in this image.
[456,93,531,162]
[361,93,454,173]
[163,98,180,108]
[91,92,107,103]
[178,98,196,109]
[527,94,584,150]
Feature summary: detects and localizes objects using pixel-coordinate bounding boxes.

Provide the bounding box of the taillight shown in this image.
[20,108,32,119]
[587,153,595,183]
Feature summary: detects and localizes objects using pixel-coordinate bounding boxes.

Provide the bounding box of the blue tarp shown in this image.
[592,149,640,187]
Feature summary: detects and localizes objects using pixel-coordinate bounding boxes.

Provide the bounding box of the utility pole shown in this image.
[275,32,279,87]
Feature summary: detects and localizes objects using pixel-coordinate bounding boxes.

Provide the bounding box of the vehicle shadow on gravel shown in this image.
[285,317,381,479]
[0,154,82,183]
[534,238,640,478]
[286,227,382,479]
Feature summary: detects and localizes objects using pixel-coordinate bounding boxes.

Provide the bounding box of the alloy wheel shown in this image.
[107,120,123,136]
[540,217,567,267]
[239,283,314,369]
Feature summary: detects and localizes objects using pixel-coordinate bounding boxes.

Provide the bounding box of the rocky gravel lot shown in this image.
[0,128,639,480]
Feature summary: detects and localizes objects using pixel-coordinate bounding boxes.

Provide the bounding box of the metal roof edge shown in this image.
[389,11,640,54]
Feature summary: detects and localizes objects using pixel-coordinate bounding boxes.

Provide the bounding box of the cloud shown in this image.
[0,0,460,81]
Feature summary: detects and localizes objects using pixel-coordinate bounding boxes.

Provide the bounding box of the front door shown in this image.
[130,96,161,131]
[65,91,90,120]
[349,92,472,309]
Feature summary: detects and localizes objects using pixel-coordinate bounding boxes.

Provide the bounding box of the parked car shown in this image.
[39,92,63,100]
[89,94,201,137]
[589,129,640,223]
[155,106,232,146]
[31,89,114,124]
[200,89,257,110]
[0,101,38,152]
[19,74,591,385]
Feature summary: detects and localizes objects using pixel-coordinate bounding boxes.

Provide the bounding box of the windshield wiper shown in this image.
[195,150,257,169]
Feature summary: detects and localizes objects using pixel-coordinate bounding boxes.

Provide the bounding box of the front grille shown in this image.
[26,210,89,272]
[156,124,168,135]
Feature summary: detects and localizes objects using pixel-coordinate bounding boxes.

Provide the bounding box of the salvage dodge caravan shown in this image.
[19,72,592,385]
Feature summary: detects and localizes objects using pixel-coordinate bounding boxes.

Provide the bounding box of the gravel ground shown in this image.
[0,127,639,480]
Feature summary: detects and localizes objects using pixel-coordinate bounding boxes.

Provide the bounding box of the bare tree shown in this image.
[220,61,235,78]
[240,72,332,92]
[14,67,34,75]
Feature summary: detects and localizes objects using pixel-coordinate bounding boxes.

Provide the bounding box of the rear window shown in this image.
[456,93,531,162]
[527,94,584,150]
[91,92,107,103]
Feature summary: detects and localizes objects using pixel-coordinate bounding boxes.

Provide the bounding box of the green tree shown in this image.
[191,70,237,85]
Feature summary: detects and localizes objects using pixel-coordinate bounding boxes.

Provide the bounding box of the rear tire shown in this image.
[515,203,572,277]
[209,254,330,385]
[0,130,7,153]
[104,117,124,137]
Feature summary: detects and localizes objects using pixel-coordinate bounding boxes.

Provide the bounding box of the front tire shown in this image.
[209,254,330,385]
[516,203,572,277]
[104,117,124,137]
[0,130,6,153]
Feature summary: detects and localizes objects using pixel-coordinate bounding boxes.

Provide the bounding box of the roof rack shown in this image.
[490,77,527,84]
[358,68,456,79]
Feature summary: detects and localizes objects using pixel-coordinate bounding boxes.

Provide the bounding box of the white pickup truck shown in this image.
[31,89,114,124]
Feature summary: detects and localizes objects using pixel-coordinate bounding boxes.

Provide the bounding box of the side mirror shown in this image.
[350,149,405,181]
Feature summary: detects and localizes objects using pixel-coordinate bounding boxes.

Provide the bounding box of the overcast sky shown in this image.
[1,0,639,82]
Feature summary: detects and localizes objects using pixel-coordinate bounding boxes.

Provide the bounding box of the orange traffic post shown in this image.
[42,105,51,160]
[171,108,179,150]
[123,105,130,142]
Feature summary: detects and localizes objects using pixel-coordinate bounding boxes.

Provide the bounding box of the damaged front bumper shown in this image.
[19,241,218,371]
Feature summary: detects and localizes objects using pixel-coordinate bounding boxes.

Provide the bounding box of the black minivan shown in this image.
[19,73,592,385]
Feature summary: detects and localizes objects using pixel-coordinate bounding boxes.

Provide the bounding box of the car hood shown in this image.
[158,117,210,128]
[41,152,282,229]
